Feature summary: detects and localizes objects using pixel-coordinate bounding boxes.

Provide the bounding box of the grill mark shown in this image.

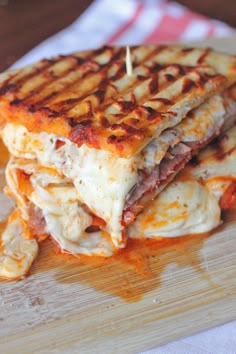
[65,46,158,114]
[99,46,159,88]
[149,63,165,73]
[37,46,166,121]
[182,78,198,94]
[100,117,110,128]
[5,48,109,105]
[93,50,159,113]
[115,100,137,113]
[56,94,98,118]
[37,57,219,131]
[10,98,23,106]
[30,62,102,110]
[144,106,163,121]
[6,59,58,94]
[67,117,92,128]
[165,73,175,82]
[0,70,20,93]
[144,64,192,101]
[134,45,167,69]
[38,46,116,105]
[7,59,78,107]
[198,72,218,86]
[6,50,102,98]
[35,48,126,114]
[99,64,206,126]
[150,45,168,60]
[109,63,126,81]
[13,57,92,107]
[172,64,190,76]
[150,63,190,76]
[43,96,88,114]
[181,47,194,53]
[31,90,57,107]
[49,73,115,115]
[40,45,123,109]
[92,87,107,104]
[40,46,158,117]
[0,46,216,116]
[110,122,145,136]
[0,83,17,95]
[30,106,59,117]
[149,97,173,105]
[149,75,158,94]
[137,74,148,81]
[76,56,87,65]
[102,63,192,119]
[118,65,192,119]
[197,47,211,65]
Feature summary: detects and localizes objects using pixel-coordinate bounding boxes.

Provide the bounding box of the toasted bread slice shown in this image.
[0,45,236,157]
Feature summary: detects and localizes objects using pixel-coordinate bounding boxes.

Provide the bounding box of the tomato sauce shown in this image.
[0,139,9,168]
[31,231,214,302]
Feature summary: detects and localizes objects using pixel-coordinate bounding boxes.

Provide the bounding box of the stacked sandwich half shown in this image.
[0,45,236,278]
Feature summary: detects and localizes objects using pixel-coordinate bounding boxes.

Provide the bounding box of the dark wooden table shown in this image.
[0,0,235,73]
[0,0,93,72]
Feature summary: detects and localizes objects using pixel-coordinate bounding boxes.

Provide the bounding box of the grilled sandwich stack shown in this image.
[0,45,236,278]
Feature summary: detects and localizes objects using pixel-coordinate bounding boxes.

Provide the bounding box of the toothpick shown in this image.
[126,46,133,76]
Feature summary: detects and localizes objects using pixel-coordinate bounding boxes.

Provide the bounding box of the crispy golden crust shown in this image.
[0,45,236,157]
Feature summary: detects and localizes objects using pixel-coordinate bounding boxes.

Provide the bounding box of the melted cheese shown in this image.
[0,128,234,280]
[191,126,236,182]
[178,94,225,142]
[0,211,38,279]
[6,158,114,256]
[31,173,114,256]
[129,126,236,239]
[2,124,140,247]
[128,180,221,238]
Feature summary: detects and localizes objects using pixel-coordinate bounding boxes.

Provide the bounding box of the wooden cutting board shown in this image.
[1,35,236,354]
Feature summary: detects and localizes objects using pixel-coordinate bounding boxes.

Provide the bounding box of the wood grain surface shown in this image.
[0,36,236,354]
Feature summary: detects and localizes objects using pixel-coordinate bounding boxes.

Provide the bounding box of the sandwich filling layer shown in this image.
[2,92,235,252]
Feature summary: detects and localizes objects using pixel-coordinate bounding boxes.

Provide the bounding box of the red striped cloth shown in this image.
[106,0,232,45]
[13,0,234,68]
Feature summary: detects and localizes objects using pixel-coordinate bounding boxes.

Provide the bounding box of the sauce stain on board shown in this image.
[30,209,236,302]
[30,231,215,302]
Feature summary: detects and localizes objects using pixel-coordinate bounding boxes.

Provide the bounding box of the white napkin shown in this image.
[143,321,236,353]
[11,0,236,353]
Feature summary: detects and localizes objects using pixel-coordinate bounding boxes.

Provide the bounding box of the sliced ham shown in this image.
[28,204,47,239]
[123,136,217,226]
